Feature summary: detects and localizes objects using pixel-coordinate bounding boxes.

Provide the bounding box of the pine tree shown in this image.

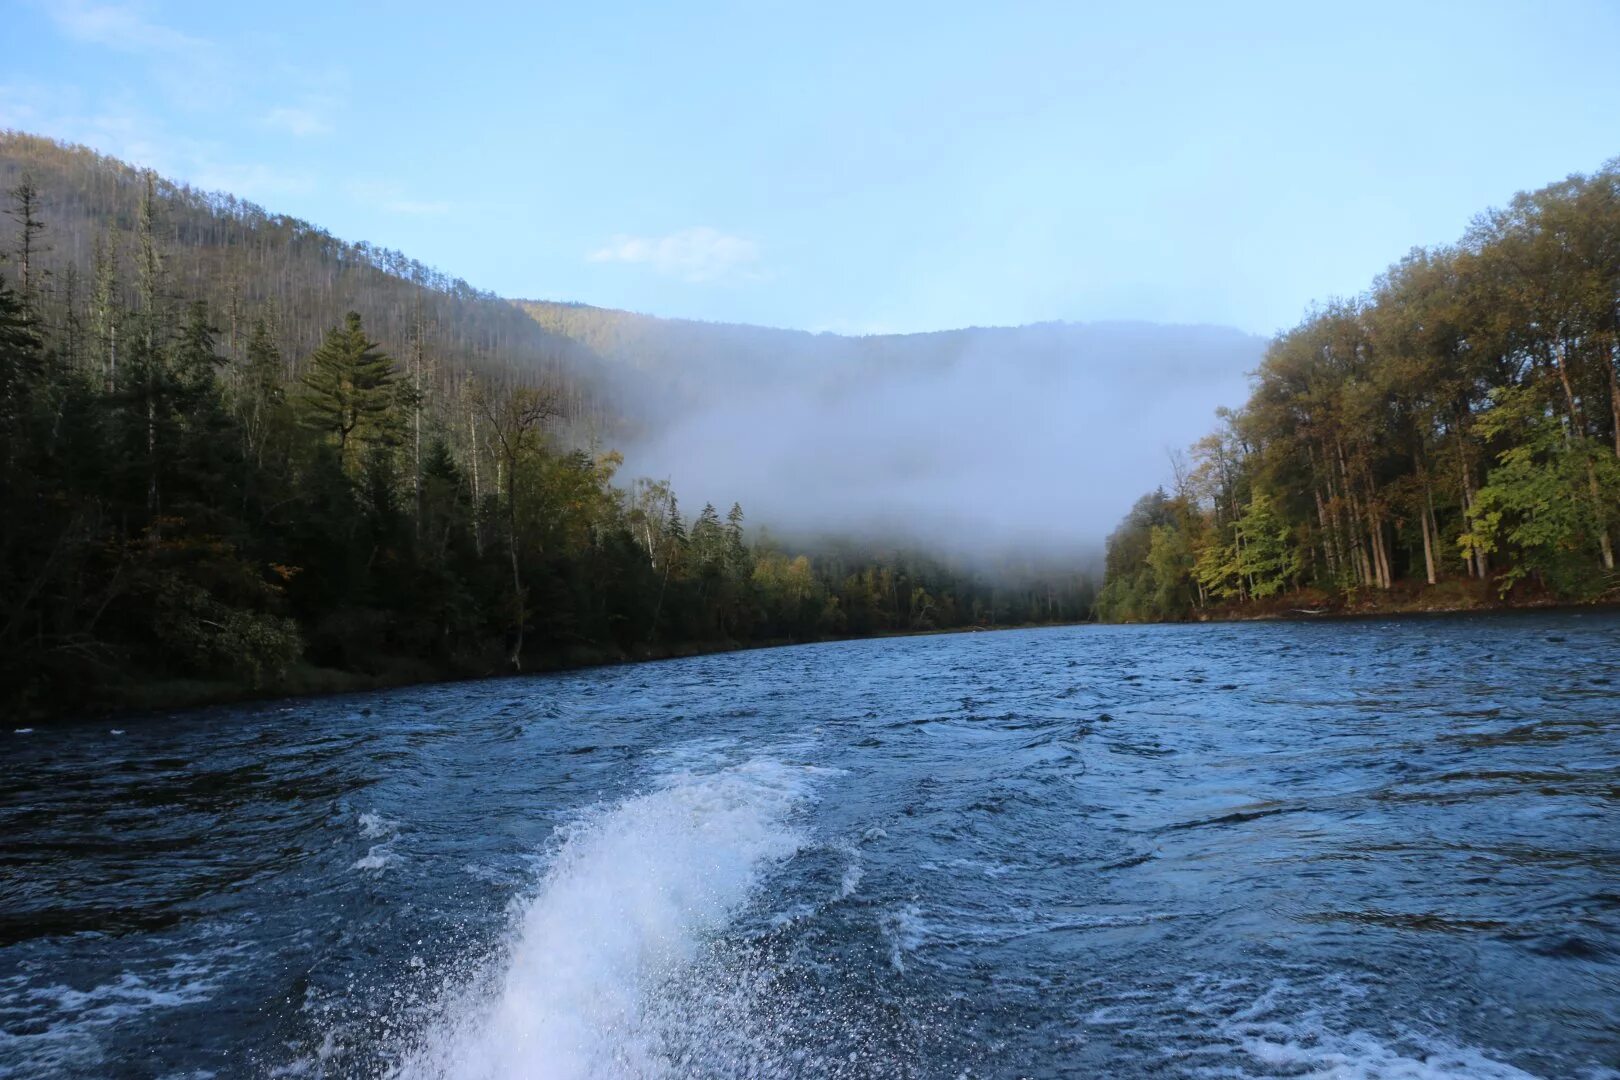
[0,277,41,471]
[299,311,400,467]
[173,300,223,395]
[693,501,723,566]
[240,317,285,464]
[5,173,48,312]
[90,231,120,391]
[664,496,687,552]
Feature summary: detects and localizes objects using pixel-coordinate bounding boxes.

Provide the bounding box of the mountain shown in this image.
[9,130,1205,713]
[0,132,1266,525]
[0,130,612,428]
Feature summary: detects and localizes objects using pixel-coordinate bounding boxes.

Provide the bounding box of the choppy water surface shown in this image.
[2,615,1618,1079]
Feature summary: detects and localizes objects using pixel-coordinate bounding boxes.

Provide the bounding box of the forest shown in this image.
[0,132,1094,718]
[1099,160,1620,621]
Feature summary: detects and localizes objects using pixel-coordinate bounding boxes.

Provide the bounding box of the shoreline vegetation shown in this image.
[0,132,1094,723]
[55,620,1074,723]
[1098,159,1620,624]
[54,590,1620,724]
[62,590,1619,725]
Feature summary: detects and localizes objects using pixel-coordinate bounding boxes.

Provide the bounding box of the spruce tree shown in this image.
[299,311,399,467]
[5,174,48,311]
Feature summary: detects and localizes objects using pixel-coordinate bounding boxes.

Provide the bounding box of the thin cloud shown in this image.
[190,159,316,199]
[40,0,228,114]
[262,105,333,138]
[588,227,761,283]
[345,180,452,217]
[45,1,209,55]
[384,199,451,216]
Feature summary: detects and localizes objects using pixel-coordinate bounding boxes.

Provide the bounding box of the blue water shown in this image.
[2,615,1617,1078]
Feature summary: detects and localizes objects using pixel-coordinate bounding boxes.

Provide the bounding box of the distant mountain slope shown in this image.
[0,131,610,422]
[0,130,1263,555]
[519,300,1266,552]
[522,299,1260,411]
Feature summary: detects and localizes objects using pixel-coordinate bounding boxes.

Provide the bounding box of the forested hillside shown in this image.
[1099,160,1620,620]
[0,132,617,425]
[0,132,1095,717]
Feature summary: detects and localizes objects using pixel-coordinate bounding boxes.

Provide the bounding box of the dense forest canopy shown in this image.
[0,131,1096,716]
[1099,159,1620,620]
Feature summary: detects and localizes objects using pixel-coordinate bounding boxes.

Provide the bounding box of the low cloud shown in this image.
[588,226,761,283]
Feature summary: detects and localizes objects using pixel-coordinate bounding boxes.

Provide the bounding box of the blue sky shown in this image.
[3,0,1617,335]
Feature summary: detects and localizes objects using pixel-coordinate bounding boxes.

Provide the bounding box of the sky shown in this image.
[3,0,1617,337]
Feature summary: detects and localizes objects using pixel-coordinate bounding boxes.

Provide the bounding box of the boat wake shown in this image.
[392,756,824,1080]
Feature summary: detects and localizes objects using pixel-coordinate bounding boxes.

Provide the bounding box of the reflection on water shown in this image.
[1,613,1616,1078]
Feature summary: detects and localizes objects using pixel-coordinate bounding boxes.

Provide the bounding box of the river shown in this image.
[1,615,1616,1078]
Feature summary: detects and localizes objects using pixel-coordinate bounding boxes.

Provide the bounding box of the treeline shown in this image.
[1100,160,1620,620]
[0,165,1090,716]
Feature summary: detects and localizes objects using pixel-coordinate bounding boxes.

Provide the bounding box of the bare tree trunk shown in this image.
[1554,343,1615,570]
[1337,436,1372,587]
[1607,332,1620,459]
[412,314,424,541]
[1366,505,1391,590]
[507,475,523,671]
[1458,424,1487,579]
[1415,453,1437,586]
[1315,486,1337,581]
[468,405,482,558]
[1419,481,1437,586]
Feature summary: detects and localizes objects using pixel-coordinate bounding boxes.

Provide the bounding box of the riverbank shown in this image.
[1183,577,1620,623]
[30,620,1089,725]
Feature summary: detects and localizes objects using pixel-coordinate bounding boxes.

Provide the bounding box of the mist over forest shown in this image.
[4,131,1201,713]
[14,120,1614,720]
[524,302,1263,557]
[0,129,1263,566]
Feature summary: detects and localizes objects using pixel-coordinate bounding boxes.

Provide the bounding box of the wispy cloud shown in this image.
[383,199,451,216]
[588,227,762,283]
[45,0,208,55]
[344,180,452,217]
[189,159,316,199]
[39,0,229,114]
[262,104,333,138]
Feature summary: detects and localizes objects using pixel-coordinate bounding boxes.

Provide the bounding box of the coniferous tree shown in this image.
[299,311,400,467]
[5,173,48,310]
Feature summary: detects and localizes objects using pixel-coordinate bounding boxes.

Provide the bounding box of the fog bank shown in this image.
[528,305,1263,560]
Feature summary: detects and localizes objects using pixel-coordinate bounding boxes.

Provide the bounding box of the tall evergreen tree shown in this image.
[299,311,400,467]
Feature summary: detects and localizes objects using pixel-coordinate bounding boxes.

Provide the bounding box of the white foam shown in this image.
[0,963,224,1076]
[392,756,821,1080]
[1177,975,1543,1080]
[352,846,397,872]
[1225,1025,1541,1079]
[878,903,924,974]
[351,812,402,871]
[826,838,864,901]
[359,811,398,839]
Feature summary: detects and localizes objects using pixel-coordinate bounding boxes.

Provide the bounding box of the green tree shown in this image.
[299,311,401,467]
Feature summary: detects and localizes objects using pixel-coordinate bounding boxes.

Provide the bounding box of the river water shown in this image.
[1,615,1617,1079]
